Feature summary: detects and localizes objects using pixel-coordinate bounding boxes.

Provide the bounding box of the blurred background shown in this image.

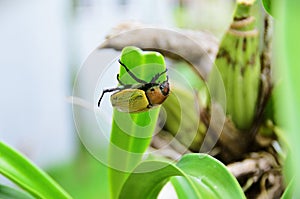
[0,0,233,198]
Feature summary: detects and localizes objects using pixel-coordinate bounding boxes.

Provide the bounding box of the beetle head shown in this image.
[146,80,170,106]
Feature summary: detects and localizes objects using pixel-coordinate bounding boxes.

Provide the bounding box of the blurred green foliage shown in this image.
[47,144,109,199]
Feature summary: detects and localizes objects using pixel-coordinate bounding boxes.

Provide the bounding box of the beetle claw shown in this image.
[117,74,125,85]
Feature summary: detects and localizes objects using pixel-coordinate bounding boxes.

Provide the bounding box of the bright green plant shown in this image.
[107,47,246,198]
[119,154,245,199]
[108,46,167,198]
[0,141,72,199]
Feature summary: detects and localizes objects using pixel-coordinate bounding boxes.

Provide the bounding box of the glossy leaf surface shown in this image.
[120,153,245,199]
[0,142,72,199]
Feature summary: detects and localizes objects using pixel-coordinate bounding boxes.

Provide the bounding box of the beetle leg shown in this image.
[117,74,125,85]
[150,69,168,83]
[118,59,147,84]
[98,87,122,107]
[165,75,169,82]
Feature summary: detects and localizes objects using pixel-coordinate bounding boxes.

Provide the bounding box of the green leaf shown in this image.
[172,154,245,199]
[119,153,245,199]
[0,184,35,199]
[281,180,294,199]
[108,46,167,198]
[262,0,273,16]
[119,159,195,199]
[0,141,72,199]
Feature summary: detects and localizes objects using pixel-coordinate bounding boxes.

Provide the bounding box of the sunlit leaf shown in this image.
[0,142,72,199]
[119,153,245,199]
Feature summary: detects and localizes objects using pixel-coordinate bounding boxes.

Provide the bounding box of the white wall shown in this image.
[0,0,74,167]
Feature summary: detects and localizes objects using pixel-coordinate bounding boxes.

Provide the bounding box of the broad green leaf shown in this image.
[108,46,167,198]
[172,154,245,199]
[0,184,35,199]
[119,153,245,199]
[119,159,197,199]
[0,141,72,199]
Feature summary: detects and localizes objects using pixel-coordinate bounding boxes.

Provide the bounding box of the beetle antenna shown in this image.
[118,59,147,84]
[151,69,168,83]
[98,87,121,107]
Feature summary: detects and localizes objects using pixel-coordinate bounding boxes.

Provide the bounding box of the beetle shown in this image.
[98,59,170,113]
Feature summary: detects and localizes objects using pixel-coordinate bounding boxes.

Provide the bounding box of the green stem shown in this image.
[210,0,260,130]
[108,47,167,198]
